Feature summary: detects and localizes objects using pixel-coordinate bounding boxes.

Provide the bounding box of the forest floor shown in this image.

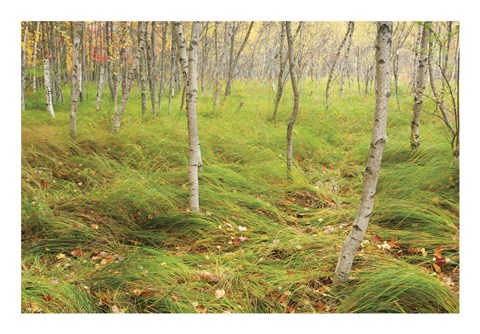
[21,81,459,313]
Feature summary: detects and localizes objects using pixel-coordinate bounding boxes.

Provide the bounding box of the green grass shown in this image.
[21,79,459,313]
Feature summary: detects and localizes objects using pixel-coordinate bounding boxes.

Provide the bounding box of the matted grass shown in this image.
[21,79,459,313]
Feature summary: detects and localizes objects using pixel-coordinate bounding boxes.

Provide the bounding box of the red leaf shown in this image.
[140,291,155,297]
[286,270,296,275]
[70,249,83,257]
[370,235,382,245]
[315,300,326,312]
[435,257,447,267]
[42,295,52,302]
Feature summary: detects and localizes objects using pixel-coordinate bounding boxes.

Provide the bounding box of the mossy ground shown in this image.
[21,79,459,313]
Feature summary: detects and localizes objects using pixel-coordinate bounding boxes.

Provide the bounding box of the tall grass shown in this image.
[21,80,459,313]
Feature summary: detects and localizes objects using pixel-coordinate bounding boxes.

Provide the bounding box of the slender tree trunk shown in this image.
[393,50,401,111]
[43,58,55,117]
[70,22,83,140]
[148,22,157,116]
[427,32,454,134]
[21,22,29,111]
[168,23,176,112]
[95,65,106,111]
[186,22,202,212]
[410,22,430,149]
[113,22,147,132]
[272,22,286,123]
[139,27,148,116]
[285,22,300,179]
[213,21,221,108]
[356,46,362,96]
[340,21,354,96]
[224,22,254,96]
[411,24,423,92]
[79,24,85,102]
[326,22,352,109]
[272,22,303,122]
[333,22,392,286]
[441,21,452,93]
[32,22,40,93]
[174,21,203,171]
[158,22,167,113]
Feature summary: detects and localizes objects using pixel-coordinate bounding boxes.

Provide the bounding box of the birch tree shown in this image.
[112,22,147,132]
[32,22,40,93]
[95,65,106,111]
[410,22,430,149]
[70,22,84,140]
[173,21,202,212]
[326,22,353,109]
[21,22,28,111]
[285,22,300,179]
[43,58,55,117]
[224,22,254,97]
[157,22,167,114]
[333,21,392,285]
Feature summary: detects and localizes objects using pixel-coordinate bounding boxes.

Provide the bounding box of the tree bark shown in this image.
[32,21,40,93]
[427,28,454,134]
[139,26,148,116]
[148,22,157,116]
[158,22,167,113]
[340,21,355,95]
[272,22,286,123]
[410,22,430,149]
[95,65,106,111]
[43,58,55,117]
[113,22,147,132]
[285,22,300,179]
[70,22,84,140]
[174,21,203,171]
[224,22,254,96]
[186,22,202,212]
[326,22,352,109]
[168,23,176,112]
[21,22,29,111]
[213,21,221,108]
[333,22,392,286]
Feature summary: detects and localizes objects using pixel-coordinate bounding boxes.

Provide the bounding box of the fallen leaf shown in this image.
[420,248,428,257]
[387,237,400,249]
[70,249,83,257]
[42,295,52,302]
[433,263,442,273]
[315,300,326,312]
[286,270,296,275]
[434,248,443,258]
[238,236,248,242]
[381,241,391,250]
[238,225,247,232]
[132,289,142,297]
[91,224,99,230]
[196,305,207,313]
[111,305,121,313]
[199,271,220,282]
[435,257,447,267]
[55,253,66,260]
[215,289,225,299]
[50,279,59,285]
[370,235,382,245]
[140,291,155,297]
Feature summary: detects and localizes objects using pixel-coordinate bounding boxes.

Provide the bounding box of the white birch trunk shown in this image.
[333,21,392,285]
[70,22,83,140]
[410,22,430,149]
[21,23,29,111]
[43,58,55,117]
[32,22,40,93]
[285,22,300,179]
[95,65,106,111]
[186,22,201,212]
[174,21,203,171]
[112,22,147,132]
